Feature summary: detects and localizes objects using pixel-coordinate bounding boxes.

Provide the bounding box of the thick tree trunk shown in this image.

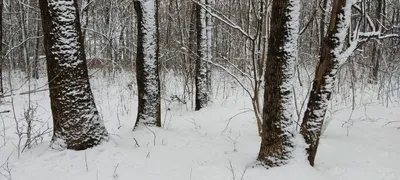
[195,0,209,111]
[133,0,161,127]
[257,0,299,167]
[39,0,108,150]
[300,0,351,166]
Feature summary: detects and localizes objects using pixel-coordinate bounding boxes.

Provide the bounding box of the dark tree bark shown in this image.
[133,0,161,128]
[0,0,3,94]
[32,0,41,79]
[257,0,299,167]
[195,0,209,111]
[369,43,380,84]
[32,21,40,80]
[369,0,383,84]
[17,1,30,74]
[39,0,108,150]
[300,0,350,166]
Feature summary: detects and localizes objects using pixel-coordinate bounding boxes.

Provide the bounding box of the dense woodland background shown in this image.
[2,0,400,106]
[2,0,400,89]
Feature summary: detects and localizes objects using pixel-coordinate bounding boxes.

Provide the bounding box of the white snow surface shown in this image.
[0,72,399,180]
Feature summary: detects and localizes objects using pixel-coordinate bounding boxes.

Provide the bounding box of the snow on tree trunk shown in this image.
[195,0,209,111]
[38,0,108,150]
[205,0,213,98]
[0,0,3,94]
[257,0,300,167]
[134,0,161,127]
[300,0,351,166]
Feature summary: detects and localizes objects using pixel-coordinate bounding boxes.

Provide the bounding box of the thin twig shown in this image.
[144,124,156,146]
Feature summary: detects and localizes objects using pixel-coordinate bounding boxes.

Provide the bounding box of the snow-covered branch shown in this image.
[337,1,400,65]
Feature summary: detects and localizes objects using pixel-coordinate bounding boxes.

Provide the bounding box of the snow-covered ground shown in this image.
[0,71,399,180]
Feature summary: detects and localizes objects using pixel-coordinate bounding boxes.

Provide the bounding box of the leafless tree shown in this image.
[257,0,300,167]
[133,0,161,127]
[39,0,108,150]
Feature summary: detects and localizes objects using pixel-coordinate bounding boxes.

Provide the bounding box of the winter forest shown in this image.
[0,0,399,179]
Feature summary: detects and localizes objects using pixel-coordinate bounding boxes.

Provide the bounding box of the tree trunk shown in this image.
[81,0,90,40]
[32,0,41,79]
[188,3,197,109]
[39,0,108,150]
[369,43,380,84]
[0,0,3,94]
[18,0,30,74]
[133,0,161,128]
[32,21,40,79]
[257,0,300,167]
[369,0,383,84]
[195,0,209,111]
[300,0,351,166]
[205,0,213,98]
[319,0,328,46]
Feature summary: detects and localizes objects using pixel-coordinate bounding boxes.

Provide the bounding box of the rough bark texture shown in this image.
[0,0,3,94]
[300,0,349,166]
[134,0,161,127]
[257,0,299,167]
[195,0,209,111]
[39,0,108,150]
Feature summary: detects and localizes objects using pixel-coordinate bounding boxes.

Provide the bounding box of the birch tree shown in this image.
[39,0,109,150]
[133,0,161,127]
[257,0,300,167]
[195,0,209,111]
